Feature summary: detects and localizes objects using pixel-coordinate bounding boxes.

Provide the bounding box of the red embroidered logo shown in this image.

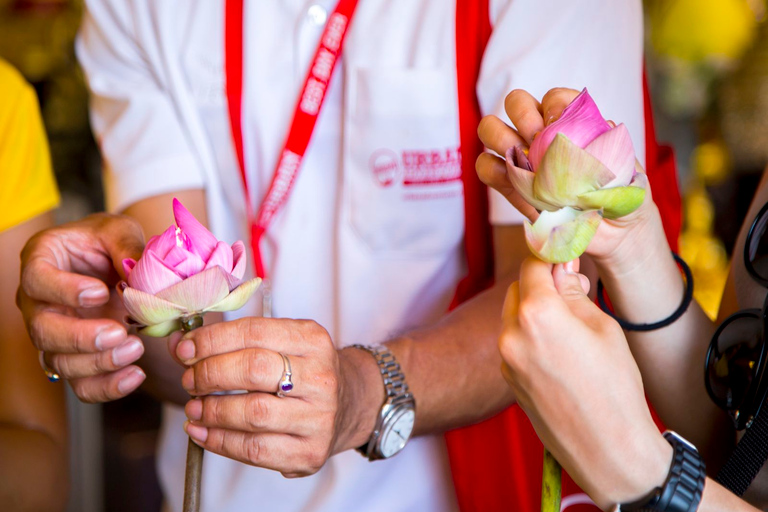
[370,146,462,188]
[370,149,400,187]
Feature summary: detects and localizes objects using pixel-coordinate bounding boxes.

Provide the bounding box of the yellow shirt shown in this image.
[0,59,59,233]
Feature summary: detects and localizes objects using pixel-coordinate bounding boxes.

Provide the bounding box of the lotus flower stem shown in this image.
[541,448,562,512]
[182,314,204,512]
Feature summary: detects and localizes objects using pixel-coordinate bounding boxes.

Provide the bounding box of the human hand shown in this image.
[499,256,672,509]
[17,213,147,402]
[169,317,378,478]
[476,87,666,272]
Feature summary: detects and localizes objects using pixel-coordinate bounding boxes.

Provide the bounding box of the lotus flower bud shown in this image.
[506,89,647,263]
[119,199,261,337]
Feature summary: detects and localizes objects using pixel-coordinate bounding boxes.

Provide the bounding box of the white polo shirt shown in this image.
[77,1,643,511]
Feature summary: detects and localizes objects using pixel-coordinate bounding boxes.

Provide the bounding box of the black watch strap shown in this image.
[618,431,706,512]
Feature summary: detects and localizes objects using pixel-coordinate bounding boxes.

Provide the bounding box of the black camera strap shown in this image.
[716,395,768,495]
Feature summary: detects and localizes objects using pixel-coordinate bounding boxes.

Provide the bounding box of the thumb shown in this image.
[93,214,146,280]
[552,262,597,321]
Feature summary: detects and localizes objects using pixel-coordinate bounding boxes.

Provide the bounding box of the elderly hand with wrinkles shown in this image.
[17,214,148,403]
[168,317,378,477]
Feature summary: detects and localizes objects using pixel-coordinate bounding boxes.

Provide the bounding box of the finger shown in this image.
[47,337,144,379]
[517,256,559,304]
[540,87,580,127]
[68,365,146,403]
[476,153,539,222]
[182,348,296,396]
[20,256,111,309]
[185,393,313,436]
[184,426,323,476]
[28,308,129,353]
[177,317,322,365]
[477,115,526,157]
[167,331,185,366]
[93,214,146,280]
[504,89,544,143]
[19,213,145,307]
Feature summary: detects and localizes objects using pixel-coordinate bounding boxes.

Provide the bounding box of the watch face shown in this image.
[379,406,415,458]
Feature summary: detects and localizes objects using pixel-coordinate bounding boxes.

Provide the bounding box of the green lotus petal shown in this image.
[576,185,646,219]
[534,133,616,208]
[139,319,182,338]
[505,155,560,212]
[206,278,262,313]
[524,208,603,263]
[122,287,187,326]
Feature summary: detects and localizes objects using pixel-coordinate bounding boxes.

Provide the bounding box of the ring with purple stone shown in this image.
[276,353,294,397]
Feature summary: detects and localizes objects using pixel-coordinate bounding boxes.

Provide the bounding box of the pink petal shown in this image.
[155,266,230,312]
[164,246,206,278]
[122,258,137,280]
[145,226,179,259]
[206,277,262,313]
[173,198,218,260]
[127,250,184,295]
[204,241,235,274]
[230,241,247,280]
[529,88,610,170]
[584,124,636,188]
[122,286,186,326]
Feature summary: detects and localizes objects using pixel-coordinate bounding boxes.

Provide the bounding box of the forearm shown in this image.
[595,203,731,464]
[700,479,761,512]
[337,275,517,452]
[0,427,68,512]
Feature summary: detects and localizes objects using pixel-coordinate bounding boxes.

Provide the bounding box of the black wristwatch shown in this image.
[612,431,706,512]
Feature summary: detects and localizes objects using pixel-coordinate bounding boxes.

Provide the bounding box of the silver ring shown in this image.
[276,353,293,397]
[38,351,61,383]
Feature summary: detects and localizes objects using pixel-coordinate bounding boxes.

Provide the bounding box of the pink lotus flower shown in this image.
[506,89,647,263]
[120,199,261,337]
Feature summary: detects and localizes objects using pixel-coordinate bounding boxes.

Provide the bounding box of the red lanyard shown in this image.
[224,0,359,280]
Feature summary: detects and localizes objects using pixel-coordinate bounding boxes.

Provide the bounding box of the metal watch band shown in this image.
[351,344,413,458]
[351,344,412,402]
[617,431,706,512]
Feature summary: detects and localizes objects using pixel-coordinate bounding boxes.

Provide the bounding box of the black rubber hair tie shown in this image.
[597,252,694,332]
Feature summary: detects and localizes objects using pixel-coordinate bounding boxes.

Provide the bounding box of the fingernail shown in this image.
[177,340,196,362]
[112,339,144,366]
[545,114,556,126]
[182,368,195,392]
[564,260,576,274]
[117,368,145,394]
[78,287,108,307]
[95,327,125,350]
[186,399,203,421]
[185,421,208,444]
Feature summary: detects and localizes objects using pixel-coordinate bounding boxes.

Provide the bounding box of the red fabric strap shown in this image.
[225,0,359,279]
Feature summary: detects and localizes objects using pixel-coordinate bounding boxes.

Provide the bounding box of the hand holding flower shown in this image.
[477,87,666,270]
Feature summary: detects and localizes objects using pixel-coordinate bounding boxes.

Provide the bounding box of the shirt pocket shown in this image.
[344,65,465,257]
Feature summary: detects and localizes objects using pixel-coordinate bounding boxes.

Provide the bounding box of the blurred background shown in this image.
[0,0,766,510]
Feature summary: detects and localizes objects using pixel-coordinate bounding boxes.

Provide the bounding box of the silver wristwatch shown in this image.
[352,344,416,461]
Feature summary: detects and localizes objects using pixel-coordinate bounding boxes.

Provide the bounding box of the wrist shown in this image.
[333,346,385,454]
[604,431,674,509]
[593,201,669,281]
[607,431,706,512]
